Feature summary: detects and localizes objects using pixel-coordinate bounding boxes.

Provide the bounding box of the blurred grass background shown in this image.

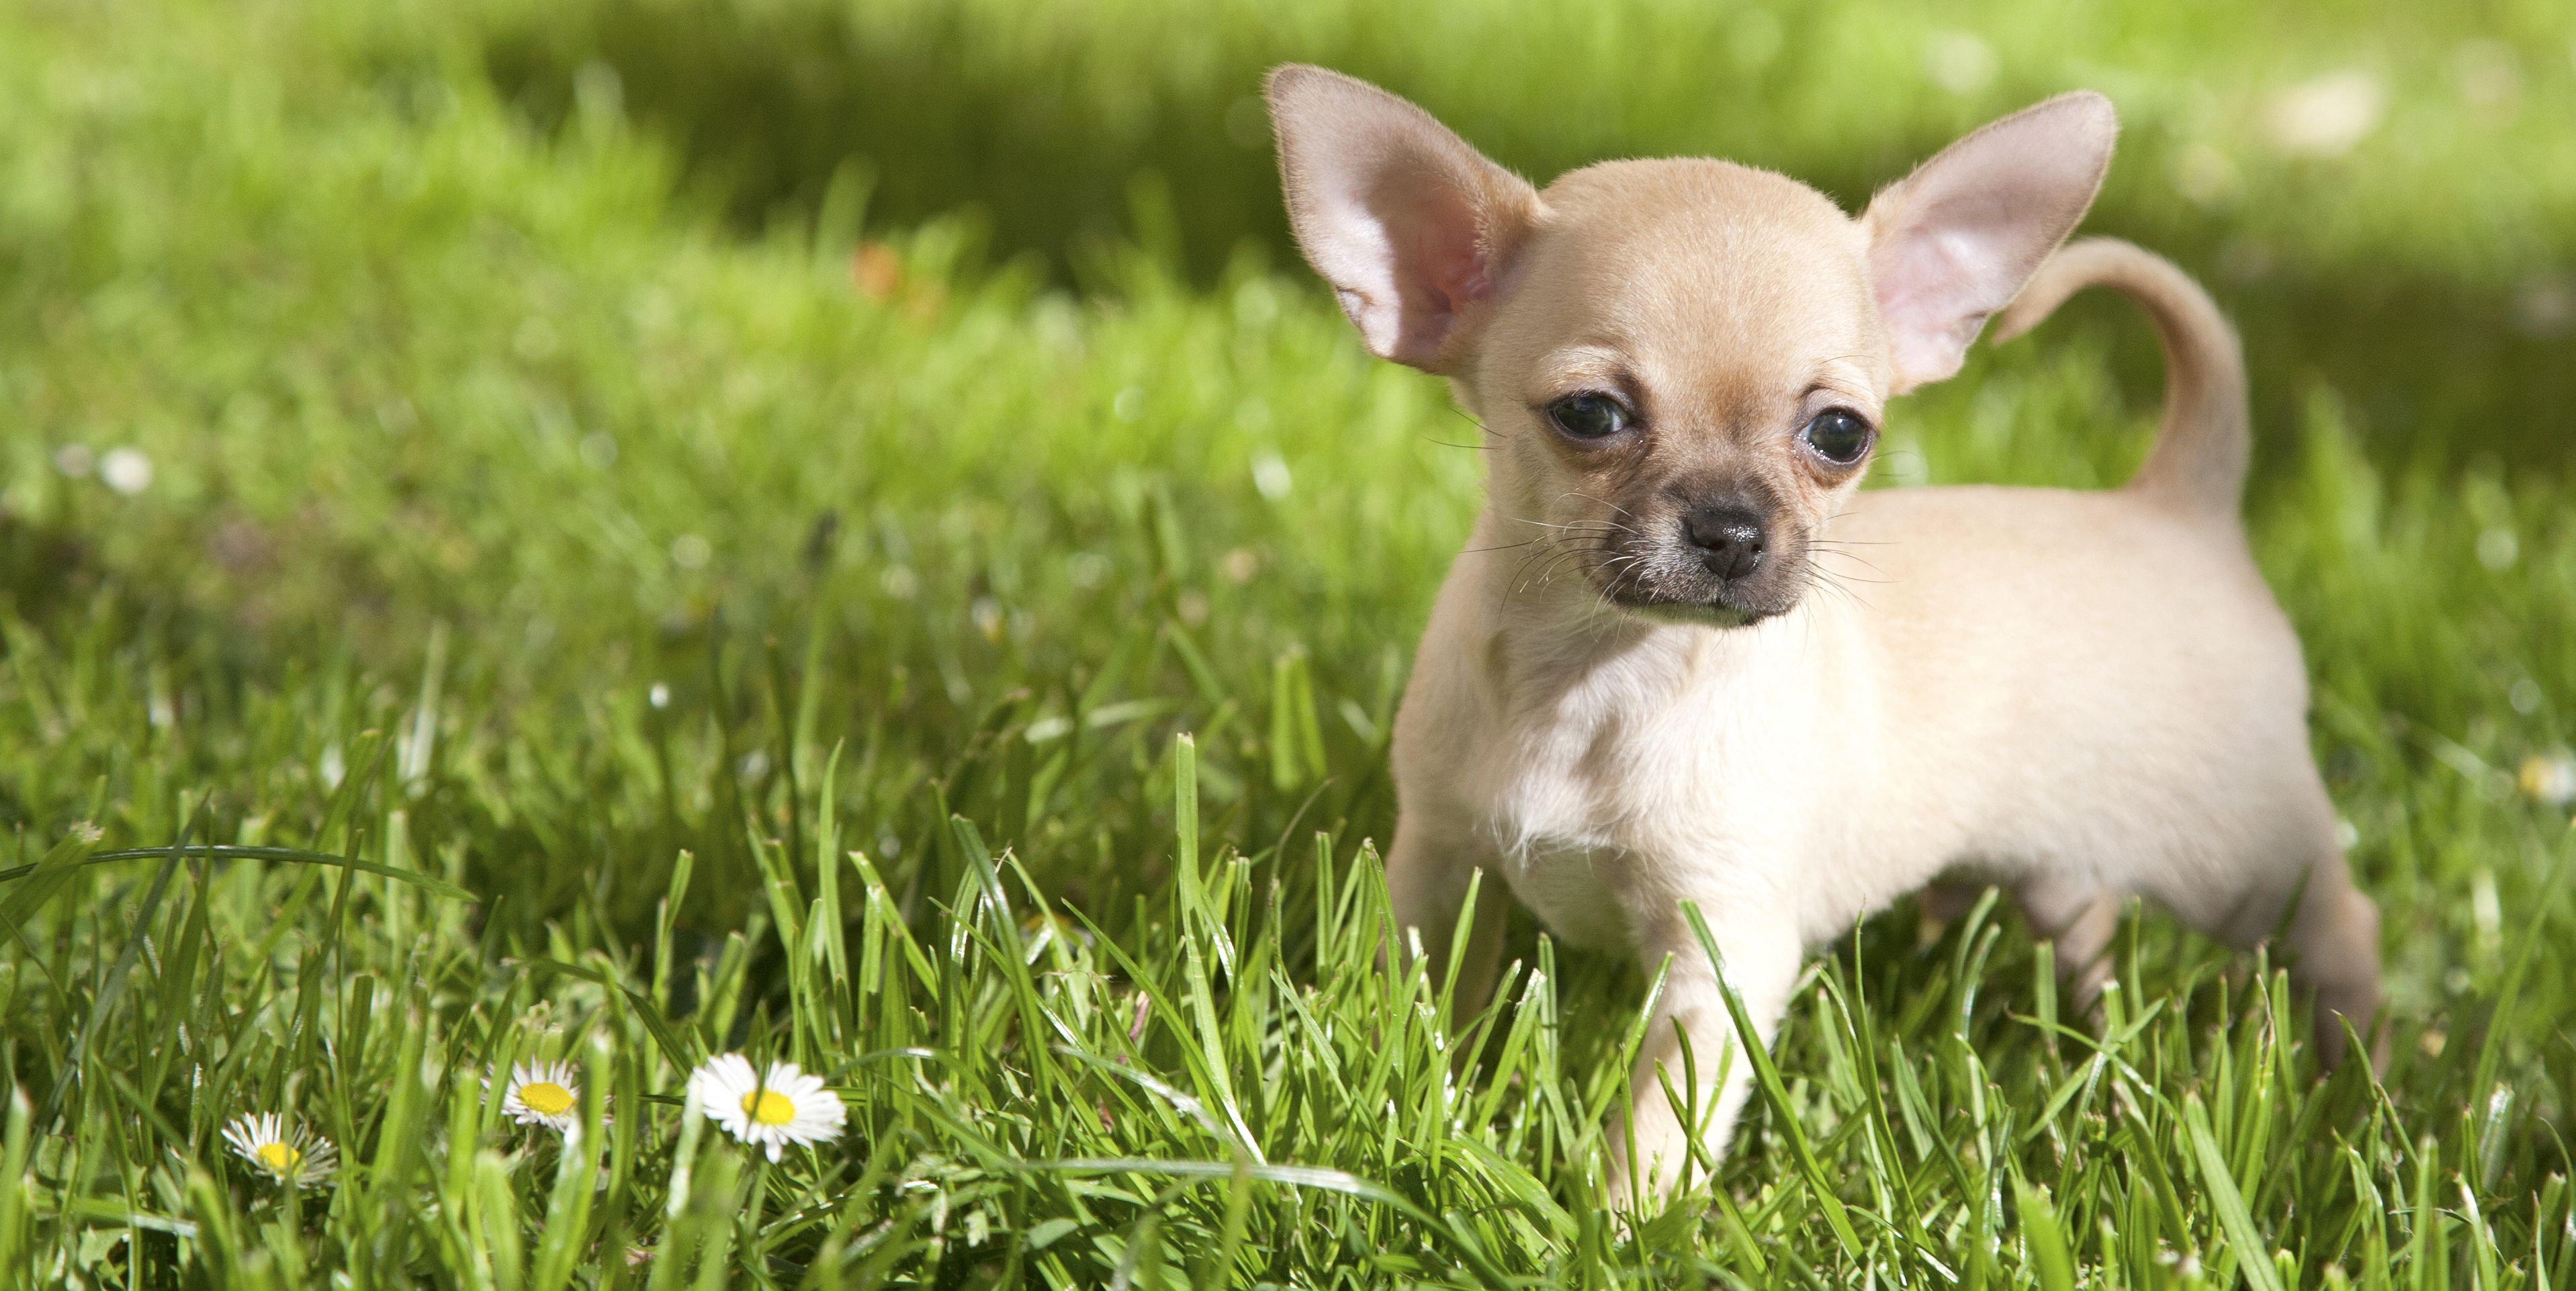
[478,0,2576,474]
[2,0,2574,1284]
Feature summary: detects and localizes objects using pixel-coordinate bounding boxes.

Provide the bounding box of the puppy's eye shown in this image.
[1546,393,1630,441]
[1800,408,1873,465]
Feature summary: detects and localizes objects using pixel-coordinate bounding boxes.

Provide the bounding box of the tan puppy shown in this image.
[1263,66,2384,1204]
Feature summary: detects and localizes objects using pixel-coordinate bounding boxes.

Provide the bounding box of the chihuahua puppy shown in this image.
[1264,66,2384,1203]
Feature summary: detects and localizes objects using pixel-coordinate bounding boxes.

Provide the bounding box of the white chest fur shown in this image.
[1440,613,1869,954]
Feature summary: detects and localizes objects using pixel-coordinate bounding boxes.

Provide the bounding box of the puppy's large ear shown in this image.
[1265,65,1542,373]
[1863,93,2117,394]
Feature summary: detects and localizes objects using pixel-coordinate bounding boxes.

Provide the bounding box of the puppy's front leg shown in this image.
[1610,905,1802,1208]
[1384,813,1512,1027]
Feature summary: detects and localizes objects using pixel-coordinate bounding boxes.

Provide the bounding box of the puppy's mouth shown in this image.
[1586,529,1807,626]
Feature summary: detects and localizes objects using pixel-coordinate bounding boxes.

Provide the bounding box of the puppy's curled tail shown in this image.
[1992,238,2248,519]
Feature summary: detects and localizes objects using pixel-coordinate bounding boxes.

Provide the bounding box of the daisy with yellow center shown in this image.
[2520,752,2576,807]
[495,1059,589,1132]
[686,1053,846,1161]
[220,1113,337,1187]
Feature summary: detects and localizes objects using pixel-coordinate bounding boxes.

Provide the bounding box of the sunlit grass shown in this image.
[3,0,2575,1284]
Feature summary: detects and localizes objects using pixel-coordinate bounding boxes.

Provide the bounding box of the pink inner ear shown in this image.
[1268,65,1542,372]
[1873,228,2008,391]
[1863,92,2117,394]
[1425,229,1491,310]
[1381,185,1496,363]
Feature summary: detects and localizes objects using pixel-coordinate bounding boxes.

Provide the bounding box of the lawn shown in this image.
[3,0,2573,1285]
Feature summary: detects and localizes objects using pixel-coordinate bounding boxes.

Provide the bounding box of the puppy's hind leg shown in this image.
[2017,880,2125,1017]
[1917,880,1984,944]
[2181,815,2387,1073]
[2278,850,2385,1072]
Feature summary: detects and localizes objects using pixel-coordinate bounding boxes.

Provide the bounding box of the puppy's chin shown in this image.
[1601,590,1781,629]
[1622,600,1764,629]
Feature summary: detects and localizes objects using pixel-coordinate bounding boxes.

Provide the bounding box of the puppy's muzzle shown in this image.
[1681,503,1767,582]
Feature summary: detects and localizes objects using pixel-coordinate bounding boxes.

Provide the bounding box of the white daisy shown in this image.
[2520,752,2576,807]
[98,447,154,496]
[220,1113,337,1186]
[686,1053,846,1161]
[493,1060,589,1132]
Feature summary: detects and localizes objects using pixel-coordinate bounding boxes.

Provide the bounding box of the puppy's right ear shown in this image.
[1265,66,1542,373]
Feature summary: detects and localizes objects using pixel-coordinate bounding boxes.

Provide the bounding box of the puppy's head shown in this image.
[1268,68,2114,625]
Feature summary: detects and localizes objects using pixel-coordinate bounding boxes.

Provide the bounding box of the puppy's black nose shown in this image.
[1681,505,1766,580]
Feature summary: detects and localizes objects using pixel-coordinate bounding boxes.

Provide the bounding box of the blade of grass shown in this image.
[2183,1093,2286,1291]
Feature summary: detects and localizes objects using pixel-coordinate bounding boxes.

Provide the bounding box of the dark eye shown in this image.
[1801,408,1873,465]
[1546,393,1630,441]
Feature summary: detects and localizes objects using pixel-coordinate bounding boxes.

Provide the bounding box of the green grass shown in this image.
[474,0,2576,473]
[3,0,2575,1285]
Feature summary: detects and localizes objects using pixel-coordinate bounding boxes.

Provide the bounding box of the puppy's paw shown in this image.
[1605,1101,1703,1214]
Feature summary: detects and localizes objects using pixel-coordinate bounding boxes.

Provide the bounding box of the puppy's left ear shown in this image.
[1863,92,2117,394]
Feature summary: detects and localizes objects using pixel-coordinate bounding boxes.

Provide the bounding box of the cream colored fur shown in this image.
[1264,65,2384,1206]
